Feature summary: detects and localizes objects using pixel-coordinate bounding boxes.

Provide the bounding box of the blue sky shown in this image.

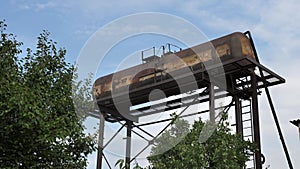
[1,0,300,169]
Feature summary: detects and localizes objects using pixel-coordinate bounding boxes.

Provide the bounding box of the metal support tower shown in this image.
[125,121,132,169]
[91,32,292,169]
[250,70,262,169]
[234,96,243,137]
[209,83,215,123]
[97,113,105,169]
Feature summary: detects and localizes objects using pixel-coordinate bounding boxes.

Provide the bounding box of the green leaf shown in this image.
[0,21,96,169]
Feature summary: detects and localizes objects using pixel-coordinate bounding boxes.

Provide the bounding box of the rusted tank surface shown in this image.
[94,32,254,96]
[93,32,256,120]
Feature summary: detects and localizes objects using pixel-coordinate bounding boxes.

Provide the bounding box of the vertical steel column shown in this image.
[298,123,300,140]
[246,30,294,169]
[264,87,294,169]
[234,96,243,136]
[97,113,105,169]
[125,121,132,169]
[209,83,215,123]
[250,70,262,169]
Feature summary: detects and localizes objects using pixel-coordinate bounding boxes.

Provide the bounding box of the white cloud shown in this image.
[14,0,58,11]
[79,0,300,168]
[10,0,299,168]
[35,1,56,11]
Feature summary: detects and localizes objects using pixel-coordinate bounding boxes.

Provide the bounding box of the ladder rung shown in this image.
[243,126,252,129]
[242,119,251,122]
[242,104,251,108]
[243,134,252,137]
[242,111,251,114]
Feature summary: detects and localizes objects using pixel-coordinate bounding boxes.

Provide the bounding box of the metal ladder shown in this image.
[241,99,255,169]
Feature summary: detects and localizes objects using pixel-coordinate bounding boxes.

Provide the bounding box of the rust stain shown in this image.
[94,32,256,99]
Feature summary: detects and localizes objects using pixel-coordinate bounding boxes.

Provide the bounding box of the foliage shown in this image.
[72,71,95,121]
[115,159,145,169]
[0,21,96,168]
[147,113,257,169]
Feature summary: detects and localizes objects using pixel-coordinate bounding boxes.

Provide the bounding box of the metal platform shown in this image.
[92,56,285,122]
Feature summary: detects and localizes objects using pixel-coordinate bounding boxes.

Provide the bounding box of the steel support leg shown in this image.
[234,96,243,136]
[246,30,294,169]
[209,83,215,123]
[298,124,300,140]
[264,84,294,169]
[125,121,132,169]
[251,71,262,169]
[97,113,105,169]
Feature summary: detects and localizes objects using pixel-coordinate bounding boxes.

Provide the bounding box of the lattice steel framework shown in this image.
[89,32,293,169]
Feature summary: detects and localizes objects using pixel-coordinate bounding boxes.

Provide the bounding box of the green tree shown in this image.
[0,21,96,168]
[72,72,95,121]
[147,114,257,169]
